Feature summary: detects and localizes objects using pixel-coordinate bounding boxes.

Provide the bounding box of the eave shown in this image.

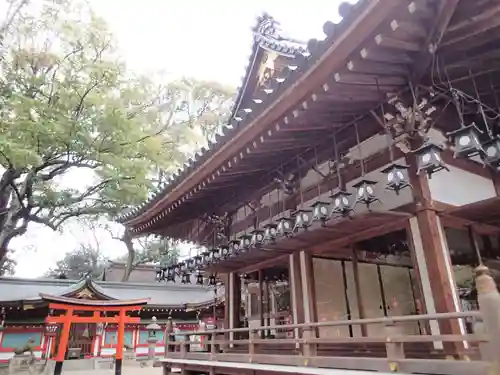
[121,0,457,237]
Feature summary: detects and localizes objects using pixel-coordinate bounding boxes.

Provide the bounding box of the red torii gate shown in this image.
[40,294,149,375]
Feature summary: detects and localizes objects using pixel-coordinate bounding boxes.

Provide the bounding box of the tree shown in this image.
[113,236,181,282]
[0,248,16,276]
[0,0,235,266]
[45,218,107,279]
[45,244,107,280]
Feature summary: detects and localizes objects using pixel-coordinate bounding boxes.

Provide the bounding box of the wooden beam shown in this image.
[440,5,500,47]
[46,316,141,324]
[411,0,460,81]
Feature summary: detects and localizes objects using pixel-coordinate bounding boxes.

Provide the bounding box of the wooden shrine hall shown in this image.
[118,1,500,375]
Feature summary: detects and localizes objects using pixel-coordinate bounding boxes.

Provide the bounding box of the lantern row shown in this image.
[156,127,499,282]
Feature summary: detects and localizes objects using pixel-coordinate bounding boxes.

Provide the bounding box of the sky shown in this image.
[9,0,355,278]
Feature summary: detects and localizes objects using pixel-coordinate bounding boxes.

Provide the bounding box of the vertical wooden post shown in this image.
[352,246,367,336]
[258,270,265,339]
[475,265,500,373]
[228,272,241,345]
[299,250,317,357]
[407,154,465,354]
[53,308,73,375]
[289,252,305,341]
[115,309,126,375]
[385,320,405,372]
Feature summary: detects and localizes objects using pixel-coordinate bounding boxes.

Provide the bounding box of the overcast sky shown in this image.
[10,0,356,277]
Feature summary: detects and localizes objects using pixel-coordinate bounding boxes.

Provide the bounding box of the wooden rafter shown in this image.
[411,0,460,82]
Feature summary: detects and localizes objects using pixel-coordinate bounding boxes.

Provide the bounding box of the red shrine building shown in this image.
[0,268,222,363]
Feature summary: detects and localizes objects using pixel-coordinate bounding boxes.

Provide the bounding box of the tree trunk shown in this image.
[121,230,135,282]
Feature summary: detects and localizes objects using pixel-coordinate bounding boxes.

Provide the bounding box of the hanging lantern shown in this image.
[263,223,278,243]
[166,266,176,282]
[352,180,379,209]
[294,209,312,230]
[311,201,330,223]
[186,258,195,271]
[481,136,500,168]
[210,248,221,262]
[194,255,203,267]
[208,274,217,287]
[181,272,191,284]
[156,268,165,281]
[220,245,230,259]
[250,229,265,247]
[446,124,484,159]
[229,239,241,254]
[277,217,294,236]
[239,234,252,250]
[195,271,204,285]
[202,251,211,264]
[179,262,186,273]
[381,163,411,195]
[413,141,448,177]
[330,190,352,217]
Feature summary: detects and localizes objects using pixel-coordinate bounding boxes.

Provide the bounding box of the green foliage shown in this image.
[0,249,16,276]
[0,0,234,264]
[45,243,107,280]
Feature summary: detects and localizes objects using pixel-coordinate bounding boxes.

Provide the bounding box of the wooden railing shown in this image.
[160,266,500,375]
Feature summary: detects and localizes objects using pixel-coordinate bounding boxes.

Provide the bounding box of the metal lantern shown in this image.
[208,274,217,287]
[220,245,230,259]
[239,234,252,250]
[330,190,353,217]
[250,229,265,247]
[181,272,191,284]
[481,136,500,168]
[166,266,175,282]
[156,268,165,281]
[210,247,220,261]
[186,258,196,271]
[381,163,411,195]
[194,254,203,267]
[263,223,278,243]
[277,217,294,236]
[413,141,448,177]
[447,124,484,159]
[311,201,330,223]
[179,262,186,273]
[202,251,211,264]
[195,271,204,285]
[294,209,312,229]
[229,239,241,254]
[352,180,379,209]
[146,316,161,338]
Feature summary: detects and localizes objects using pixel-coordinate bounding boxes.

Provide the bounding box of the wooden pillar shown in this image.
[258,270,265,339]
[289,253,305,327]
[299,250,317,355]
[115,309,126,375]
[54,308,73,375]
[228,272,241,344]
[407,154,465,354]
[351,247,367,337]
[299,251,317,325]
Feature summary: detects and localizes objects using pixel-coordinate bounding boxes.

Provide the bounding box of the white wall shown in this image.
[428,165,496,206]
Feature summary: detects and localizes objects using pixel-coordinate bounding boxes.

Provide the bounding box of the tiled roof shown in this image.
[117,1,365,228]
[0,276,221,308]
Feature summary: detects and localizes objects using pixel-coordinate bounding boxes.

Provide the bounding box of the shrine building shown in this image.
[117,2,500,375]
[0,272,222,364]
